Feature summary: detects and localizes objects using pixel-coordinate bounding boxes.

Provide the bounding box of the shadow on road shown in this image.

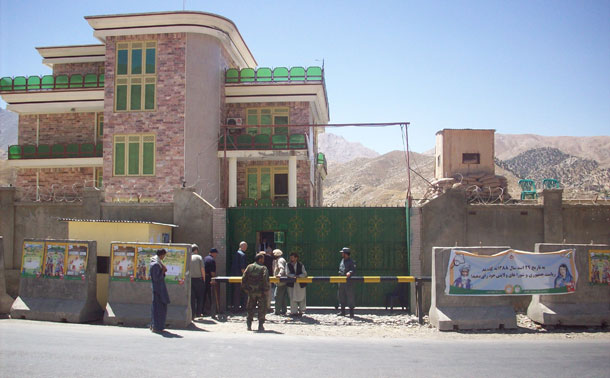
[155,330,183,338]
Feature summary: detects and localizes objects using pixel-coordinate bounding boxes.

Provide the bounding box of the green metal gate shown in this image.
[227,207,409,306]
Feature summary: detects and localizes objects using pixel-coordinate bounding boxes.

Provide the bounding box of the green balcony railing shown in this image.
[225,66,323,84]
[0,73,105,92]
[8,142,103,160]
[219,132,307,151]
[238,197,308,207]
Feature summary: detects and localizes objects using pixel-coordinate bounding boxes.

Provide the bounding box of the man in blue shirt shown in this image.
[230,241,248,312]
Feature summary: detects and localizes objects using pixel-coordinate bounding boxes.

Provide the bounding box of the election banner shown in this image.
[446,249,577,296]
[43,243,67,279]
[21,241,45,277]
[163,246,187,284]
[110,244,136,281]
[589,250,610,285]
[65,244,88,280]
[135,245,156,281]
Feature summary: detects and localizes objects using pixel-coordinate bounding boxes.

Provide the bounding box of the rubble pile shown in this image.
[420,172,510,204]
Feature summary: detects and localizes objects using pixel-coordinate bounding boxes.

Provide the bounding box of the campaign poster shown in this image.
[43,243,67,278]
[21,241,45,277]
[163,246,187,284]
[589,250,610,285]
[110,244,136,281]
[65,244,88,280]
[446,249,577,296]
[135,246,156,281]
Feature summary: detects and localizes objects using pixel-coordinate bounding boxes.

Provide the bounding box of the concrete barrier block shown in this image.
[10,239,103,322]
[0,236,16,313]
[429,246,516,331]
[527,243,610,326]
[103,243,192,329]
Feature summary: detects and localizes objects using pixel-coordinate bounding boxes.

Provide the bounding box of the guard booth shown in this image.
[61,219,177,308]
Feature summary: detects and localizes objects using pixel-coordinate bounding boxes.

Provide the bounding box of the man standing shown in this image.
[337,247,356,318]
[263,248,274,310]
[190,244,205,318]
[230,241,248,312]
[202,248,219,317]
[150,249,169,333]
[273,249,288,315]
[286,253,307,317]
[241,252,270,331]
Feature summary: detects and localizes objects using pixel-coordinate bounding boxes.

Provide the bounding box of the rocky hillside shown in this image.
[495,134,610,168]
[318,133,379,164]
[497,147,610,193]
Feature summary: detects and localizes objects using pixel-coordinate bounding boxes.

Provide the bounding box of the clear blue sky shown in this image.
[1,0,608,153]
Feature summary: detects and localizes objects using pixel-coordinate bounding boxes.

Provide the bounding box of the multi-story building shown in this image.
[1,11,329,207]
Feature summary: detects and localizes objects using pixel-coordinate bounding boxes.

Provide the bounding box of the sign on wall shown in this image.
[20,241,45,277]
[65,244,89,280]
[110,243,187,284]
[43,243,68,279]
[446,249,578,296]
[589,250,610,285]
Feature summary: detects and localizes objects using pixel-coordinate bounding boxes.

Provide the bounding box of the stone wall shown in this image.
[53,62,105,76]
[15,168,95,201]
[103,33,187,203]
[18,113,97,145]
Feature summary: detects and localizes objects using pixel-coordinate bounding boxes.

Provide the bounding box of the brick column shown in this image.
[0,188,15,269]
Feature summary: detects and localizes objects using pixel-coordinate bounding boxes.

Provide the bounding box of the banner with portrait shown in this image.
[21,241,45,277]
[110,243,187,284]
[110,244,136,281]
[589,250,610,285]
[43,243,68,278]
[446,249,577,296]
[65,243,88,280]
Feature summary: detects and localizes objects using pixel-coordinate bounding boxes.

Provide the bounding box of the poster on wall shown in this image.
[135,246,157,281]
[163,246,187,284]
[43,243,67,278]
[445,249,578,296]
[65,244,88,280]
[589,250,610,285]
[110,244,136,281]
[21,241,45,277]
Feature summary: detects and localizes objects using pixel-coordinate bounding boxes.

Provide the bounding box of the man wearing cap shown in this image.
[190,244,205,318]
[202,248,219,317]
[241,251,270,331]
[337,247,356,317]
[273,249,288,315]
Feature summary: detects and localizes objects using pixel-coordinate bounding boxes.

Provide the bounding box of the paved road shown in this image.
[0,319,608,377]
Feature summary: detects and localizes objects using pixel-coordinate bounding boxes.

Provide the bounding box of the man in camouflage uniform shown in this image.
[242,251,270,331]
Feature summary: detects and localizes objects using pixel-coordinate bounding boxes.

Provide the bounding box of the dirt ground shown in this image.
[190,309,610,340]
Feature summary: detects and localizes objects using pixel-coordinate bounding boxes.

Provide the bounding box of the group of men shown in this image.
[232,241,357,331]
[190,244,218,318]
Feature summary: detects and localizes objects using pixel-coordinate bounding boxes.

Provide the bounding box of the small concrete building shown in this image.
[435,129,495,179]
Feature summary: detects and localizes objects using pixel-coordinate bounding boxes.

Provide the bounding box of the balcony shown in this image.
[8,143,103,159]
[317,152,327,177]
[225,66,323,84]
[0,73,104,92]
[218,133,307,151]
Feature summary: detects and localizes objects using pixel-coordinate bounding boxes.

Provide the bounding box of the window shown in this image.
[246,108,289,135]
[113,134,156,176]
[246,166,288,199]
[462,153,480,164]
[115,42,156,112]
[95,167,103,188]
[97,114,104,137]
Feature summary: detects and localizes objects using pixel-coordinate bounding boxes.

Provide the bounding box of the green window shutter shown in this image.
[144,83,155,110]
[131,49,142,75]
[117,50,128,75]
[145,48,156,74]
[116,85,127,111]
[142,138,155,175]
[128,141,140,175]
[247,172,258,199]
[114,142,125,175]
[260,169,271,199]
[130,84,141,110]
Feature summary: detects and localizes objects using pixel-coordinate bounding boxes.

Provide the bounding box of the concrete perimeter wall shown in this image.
[0,187,216,304]
[414,189,610,313]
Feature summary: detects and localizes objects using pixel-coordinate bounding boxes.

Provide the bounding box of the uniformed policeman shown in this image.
[242,251,270,331]
[337,247,356,317]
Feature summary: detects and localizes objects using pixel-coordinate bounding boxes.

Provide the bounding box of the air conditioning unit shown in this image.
[226,117,242,126]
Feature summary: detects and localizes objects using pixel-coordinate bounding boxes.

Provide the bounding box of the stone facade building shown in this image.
[2,11,329,207]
